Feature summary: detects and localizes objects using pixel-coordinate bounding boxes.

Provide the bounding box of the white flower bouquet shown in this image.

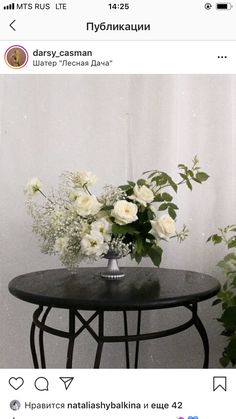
[25,156,208,271]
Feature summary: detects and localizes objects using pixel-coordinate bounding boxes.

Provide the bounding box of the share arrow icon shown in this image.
[59,377,74,390]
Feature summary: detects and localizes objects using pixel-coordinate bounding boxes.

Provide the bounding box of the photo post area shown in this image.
[1,74,235,369]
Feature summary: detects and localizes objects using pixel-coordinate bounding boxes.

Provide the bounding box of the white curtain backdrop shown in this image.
[1,74,235,368]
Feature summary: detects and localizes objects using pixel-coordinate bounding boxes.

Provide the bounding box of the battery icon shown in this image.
[216,3,233,9]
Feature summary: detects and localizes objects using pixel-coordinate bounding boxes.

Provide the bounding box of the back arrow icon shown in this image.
[10,20,16,31]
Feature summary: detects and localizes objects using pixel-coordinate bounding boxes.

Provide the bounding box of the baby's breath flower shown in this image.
[99,185,125,207]
[76,171,97,187]
[176,224,189,243]
[54,237,69,254]
[62,170,97,189]
[108,237,132,258]
[24,178,42,196]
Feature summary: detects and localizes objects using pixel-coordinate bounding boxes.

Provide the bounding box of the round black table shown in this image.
[8,267,220,369]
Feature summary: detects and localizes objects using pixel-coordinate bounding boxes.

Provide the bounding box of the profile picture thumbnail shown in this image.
[4,45,28,69]
[10,400,21,411]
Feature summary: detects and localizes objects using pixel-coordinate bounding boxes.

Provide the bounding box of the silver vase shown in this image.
[100,250,125,280]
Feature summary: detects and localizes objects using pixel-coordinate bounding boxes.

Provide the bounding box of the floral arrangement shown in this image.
[208,225,236,367]
[25,156,208,271]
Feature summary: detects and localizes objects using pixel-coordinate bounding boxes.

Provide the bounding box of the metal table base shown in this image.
[30,303,209,369]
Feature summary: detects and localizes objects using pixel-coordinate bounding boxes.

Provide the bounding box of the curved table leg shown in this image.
[193,311,209,368]
[123,311,130,368]
[186,303,209,368]
[134,310,142,369]
[94,312,104,369]
[30,306,43,368]
[39,307,51,368]
[66,310,76,368]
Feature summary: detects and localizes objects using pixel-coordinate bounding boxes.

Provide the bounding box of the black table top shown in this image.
[8,267,220,311]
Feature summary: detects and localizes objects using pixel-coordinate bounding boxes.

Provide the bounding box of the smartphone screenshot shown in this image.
[0,1,235,418]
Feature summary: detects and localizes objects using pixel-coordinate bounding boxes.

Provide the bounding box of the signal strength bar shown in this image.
[3,3,15,9]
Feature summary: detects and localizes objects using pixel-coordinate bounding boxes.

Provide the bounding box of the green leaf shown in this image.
[221,330,232,336]
[168,203,178,209]
[137,209,149,223]
[211,234,223,244]
[222,282,228,291]
[192,155,200,168]
[169,178,178,193]
[222,253,236,262]
[134,253,142,264]
[178,164,188,170]
[143,169,156,176]
[128,181,135,187]
[153,194,164,202]
[228,237,236,249]
[226,339,236,362]
[186,179,192,190]
[119,184,132,191]
[159,203,168,211]
[192,177,202,184]
[162,192,173,202]
[135,220,151,236]
[137,178,146,186]
[220,356,230,368]
[231,277,236,287]
[147,246,163,267]
[126,189,134,197]
[152,175,168,186]
[221,306,236,327]
[134,236,145,256]
[222,302,230,311]
[163,173,177,193]
[217,253,236,275]
[168,207,176,220]
[206,235,213,242]
[158,204,168,211]
[147,208,155,220]
[112,223,139,235]
[195,172,209,182]
[102,205,114,211]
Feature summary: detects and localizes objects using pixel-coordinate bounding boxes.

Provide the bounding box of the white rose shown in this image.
[24,177,42,196]
[77,171,97,187]
[80,232,109,257]
[111,200,138,225]
[151,214,176,240]
[74,194,102,217]
[90,218,112,242]
[130,184,154,207]
[54,237,69,254]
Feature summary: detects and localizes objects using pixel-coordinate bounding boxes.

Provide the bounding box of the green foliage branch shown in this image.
[208,225,236,367]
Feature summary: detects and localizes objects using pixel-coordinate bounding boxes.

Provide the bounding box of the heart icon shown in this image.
[9,377,24,390]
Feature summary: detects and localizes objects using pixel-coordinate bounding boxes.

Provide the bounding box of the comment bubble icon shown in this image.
[34,377,49,391]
